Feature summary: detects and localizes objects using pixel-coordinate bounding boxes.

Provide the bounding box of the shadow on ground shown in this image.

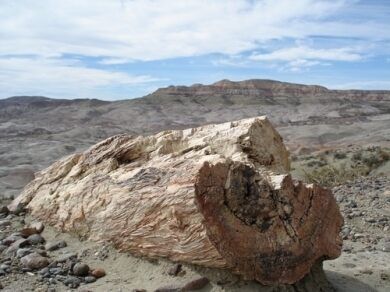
[326,271,378,292]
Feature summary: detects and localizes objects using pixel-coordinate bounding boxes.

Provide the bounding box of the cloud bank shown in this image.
[0,0,389,98]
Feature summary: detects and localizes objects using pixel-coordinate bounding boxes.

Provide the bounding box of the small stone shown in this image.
[73,262,90,276]
[4,238,30,255]
[20,227,39,238]
[353,233,365,239]
[49,267,64,275]
[0,205,9,215]
[182,276,209,291]
[84,276,96,283]
[382,242,390,252]
[2,233,23,246]
[91,268,106,278]
[154,285,181,292]
[64,276,81,288]
[168,263,182,276]
[55,275,67,282]
[34,249,47,257]
[21,252,50,270]
[55,252,77,263]
[132,289,147,292]
[39,267,49,275]
[0,264,9,271]
[364,218,376,223]
[45,240,67,251]
[0,219,11,227]
[345,200,357,208]
[30,222,45,233]
[27,234,45,245]
[16,248,33,258]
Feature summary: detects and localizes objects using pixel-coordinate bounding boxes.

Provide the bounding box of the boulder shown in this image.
[9,117,343,284]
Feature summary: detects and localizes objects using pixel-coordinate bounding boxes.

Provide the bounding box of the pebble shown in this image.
[55,275,67,282]
[0,264,10,271]
[84,276,96,283]
[0,205,9,215]
[30,222,45,233]
[353,233,365,239]
[182,276,210,291]
[345,200,357,208]
[168,263,182,276]
[2,233,23,246]
[64,276,81,288]
[20,252,50,270]
[0,219,11,227]
[45,240,67,251]
[27,234,45,245]
[16,247,33,258]
[364,218,376,223]
[39,267,49,275]
[55,252,77,263]
[91,267,106,278]
[49,267,64,275]
[73,262,90,276]
[154,285,181,292]
[20,227,40,238]
[382,242,390,252]
[4,238,30,255]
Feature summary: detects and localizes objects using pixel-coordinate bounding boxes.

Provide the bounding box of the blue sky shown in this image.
[0,0,389,100]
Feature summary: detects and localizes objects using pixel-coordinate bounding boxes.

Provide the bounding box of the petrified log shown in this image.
[10,117,343,285]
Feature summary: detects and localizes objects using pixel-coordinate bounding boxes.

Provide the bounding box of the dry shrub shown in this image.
[303,164,369,187]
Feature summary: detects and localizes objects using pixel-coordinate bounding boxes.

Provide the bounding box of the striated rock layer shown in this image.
[10,117,343,285]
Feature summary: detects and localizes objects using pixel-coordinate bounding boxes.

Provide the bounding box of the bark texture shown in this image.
[10,116,343,285]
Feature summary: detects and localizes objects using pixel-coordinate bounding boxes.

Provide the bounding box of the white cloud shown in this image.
[0,57,159,98]
[0,0,388,97]
[331,80,390,90]
[250,46,362,62]
[98,58,135,65]
[0,0,359,61]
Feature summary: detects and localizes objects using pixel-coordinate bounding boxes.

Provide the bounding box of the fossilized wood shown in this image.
[10,117,343,284]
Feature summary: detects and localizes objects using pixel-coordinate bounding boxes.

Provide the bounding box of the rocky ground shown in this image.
[0,176,388,292]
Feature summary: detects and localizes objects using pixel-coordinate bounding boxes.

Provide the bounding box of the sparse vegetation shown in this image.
[300,146,390,187]
[303,164,368,187]
[334,152,347,160]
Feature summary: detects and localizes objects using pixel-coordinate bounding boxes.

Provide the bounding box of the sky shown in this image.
[0,0,389,100]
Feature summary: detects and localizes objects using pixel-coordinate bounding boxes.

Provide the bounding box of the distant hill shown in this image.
[1,79,389,198]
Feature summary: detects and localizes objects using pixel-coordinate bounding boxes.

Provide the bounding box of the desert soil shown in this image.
[0,176,388,292]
